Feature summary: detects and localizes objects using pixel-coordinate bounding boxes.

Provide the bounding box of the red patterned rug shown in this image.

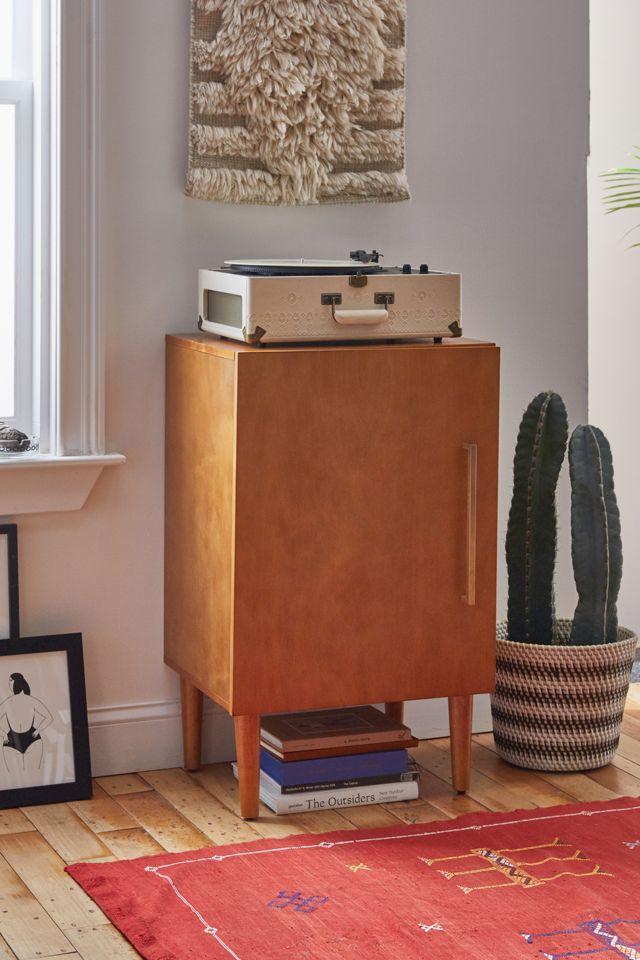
[68,798,640,960]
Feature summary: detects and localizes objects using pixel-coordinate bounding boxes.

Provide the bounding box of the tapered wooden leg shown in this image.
[384,701,404,725]
[234,715,260,820]
[181,677,203,772]
[448,694,473,793]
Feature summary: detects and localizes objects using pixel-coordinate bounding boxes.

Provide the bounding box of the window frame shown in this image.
[53,0,105,457]
[0,0,34,431]
[0,0,124,515]
[1,0,107,456]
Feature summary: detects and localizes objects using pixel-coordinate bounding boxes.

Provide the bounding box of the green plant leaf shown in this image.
[601,148,640,245]
[603,192,640,202]
[606,203,640,214]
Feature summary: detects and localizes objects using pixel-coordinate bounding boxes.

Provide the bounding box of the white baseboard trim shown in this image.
[87,694,493,778]
[88,697,237,777]
[405,694,493,740]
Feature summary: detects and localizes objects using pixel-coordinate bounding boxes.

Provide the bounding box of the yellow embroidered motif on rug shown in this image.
[419,838,613,894]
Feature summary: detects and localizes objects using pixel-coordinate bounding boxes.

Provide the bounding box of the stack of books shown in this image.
[232,705,420,815]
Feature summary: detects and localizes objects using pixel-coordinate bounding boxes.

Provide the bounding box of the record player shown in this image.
[198,251,461,344]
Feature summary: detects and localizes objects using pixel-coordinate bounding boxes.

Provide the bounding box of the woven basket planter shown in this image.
[492,620,637,771]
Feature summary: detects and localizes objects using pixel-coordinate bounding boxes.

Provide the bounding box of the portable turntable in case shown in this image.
[198,251,461,344]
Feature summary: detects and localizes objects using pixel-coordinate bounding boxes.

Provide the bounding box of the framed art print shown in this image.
[0,524,19,640]
[0,633,92,807]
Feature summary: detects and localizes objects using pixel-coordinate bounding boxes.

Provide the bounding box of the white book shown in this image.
[232,763,419,815]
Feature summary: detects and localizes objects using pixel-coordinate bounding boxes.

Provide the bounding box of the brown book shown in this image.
[261,705,413,753]
[260,736,419,763]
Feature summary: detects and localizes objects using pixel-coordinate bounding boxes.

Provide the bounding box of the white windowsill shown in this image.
[0,453,126,516]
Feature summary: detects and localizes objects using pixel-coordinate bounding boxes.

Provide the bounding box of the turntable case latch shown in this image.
[374,292,395,307]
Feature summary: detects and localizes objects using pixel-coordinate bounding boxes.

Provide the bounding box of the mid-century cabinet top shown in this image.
[168,331,495,359]
[165,334,500,717]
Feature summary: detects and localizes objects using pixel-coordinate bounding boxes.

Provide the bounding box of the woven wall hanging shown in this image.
[186,0,410,206]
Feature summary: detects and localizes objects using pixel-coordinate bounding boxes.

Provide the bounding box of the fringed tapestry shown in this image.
[186,0,410,206]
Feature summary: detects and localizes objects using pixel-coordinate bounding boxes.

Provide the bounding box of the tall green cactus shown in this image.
[506,392,568,644]
[568,426,622,645]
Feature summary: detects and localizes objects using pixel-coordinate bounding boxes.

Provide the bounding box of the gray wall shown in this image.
[589,0,640,635]
[16,0,589,771]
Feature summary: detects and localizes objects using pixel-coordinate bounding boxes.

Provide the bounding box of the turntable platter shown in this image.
[223,258,384,276]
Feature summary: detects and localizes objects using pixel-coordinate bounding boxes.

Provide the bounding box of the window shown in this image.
[0,1,123,514]
[1,0,110,459]
[0,0,33,432]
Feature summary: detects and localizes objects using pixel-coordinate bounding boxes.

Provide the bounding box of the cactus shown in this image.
[506,392,568,644]
[568,425,622,645]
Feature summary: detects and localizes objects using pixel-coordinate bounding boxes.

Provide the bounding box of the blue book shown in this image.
[260,748,409,789]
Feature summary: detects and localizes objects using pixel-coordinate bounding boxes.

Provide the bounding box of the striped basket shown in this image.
[492,620,637,772]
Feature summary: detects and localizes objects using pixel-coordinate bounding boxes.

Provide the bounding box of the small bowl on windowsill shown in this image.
[0,424,40,458]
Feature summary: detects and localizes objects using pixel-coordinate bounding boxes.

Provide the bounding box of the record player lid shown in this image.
[223,258,384,276]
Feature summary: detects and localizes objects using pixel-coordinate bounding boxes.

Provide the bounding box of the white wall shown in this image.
[589,0,640,635]
[13,0,589,774]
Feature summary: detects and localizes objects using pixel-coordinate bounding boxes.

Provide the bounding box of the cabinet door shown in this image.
[232,343,500,716]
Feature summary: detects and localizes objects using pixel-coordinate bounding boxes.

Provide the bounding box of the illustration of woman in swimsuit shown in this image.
[0,673,53,777]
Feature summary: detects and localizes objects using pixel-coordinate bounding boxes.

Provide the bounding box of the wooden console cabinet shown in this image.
[165,334,500,818]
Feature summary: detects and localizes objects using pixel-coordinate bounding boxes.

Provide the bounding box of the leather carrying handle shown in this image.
[462,442,478,606]
[333,307,389,326]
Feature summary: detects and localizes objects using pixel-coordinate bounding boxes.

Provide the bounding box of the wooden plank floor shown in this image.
[2,687,639,960]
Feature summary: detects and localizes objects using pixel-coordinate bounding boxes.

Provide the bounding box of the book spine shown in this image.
[263,729,411,752]
[260,738,418,762]
[280,770,419,794]
[263,780,419,815]
[260,748,409,786]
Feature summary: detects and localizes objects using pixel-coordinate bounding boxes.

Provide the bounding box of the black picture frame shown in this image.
[0,524,19,639]
[0,633,92,808]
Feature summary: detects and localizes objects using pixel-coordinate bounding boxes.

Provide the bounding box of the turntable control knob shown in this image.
[419,263,429,274]
[402,263,412,274]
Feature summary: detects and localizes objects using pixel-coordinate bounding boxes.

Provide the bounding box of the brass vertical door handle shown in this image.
[462,442,478,605]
